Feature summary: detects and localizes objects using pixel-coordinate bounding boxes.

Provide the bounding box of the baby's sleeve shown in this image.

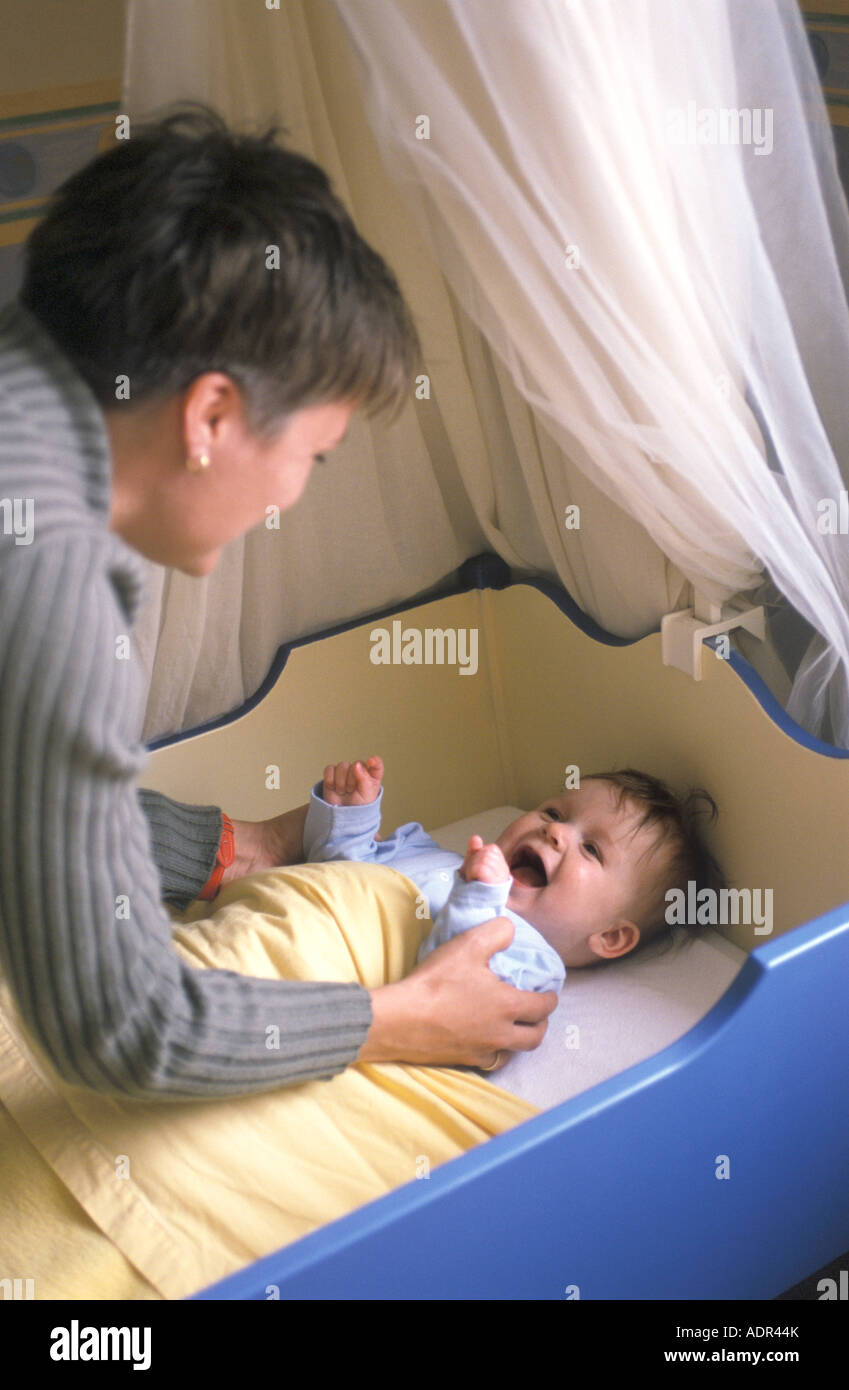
[487,912,566,993]
[419,878,565,993]
[303,783,384,863]
[427,874,511,943]
[418,874,508,964]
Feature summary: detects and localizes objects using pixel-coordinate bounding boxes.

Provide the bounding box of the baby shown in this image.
[303,757,723,993]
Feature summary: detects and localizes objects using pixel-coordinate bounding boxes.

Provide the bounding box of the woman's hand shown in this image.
[358,917,558,1070]
[220,804,309,887]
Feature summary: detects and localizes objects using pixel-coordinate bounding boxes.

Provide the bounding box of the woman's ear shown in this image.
[181,372,245,455]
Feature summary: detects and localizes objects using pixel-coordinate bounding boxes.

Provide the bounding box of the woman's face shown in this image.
[177,396,355,576]
[106,379,355,576]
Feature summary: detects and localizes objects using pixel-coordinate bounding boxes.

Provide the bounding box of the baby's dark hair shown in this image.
[584,768,726,944]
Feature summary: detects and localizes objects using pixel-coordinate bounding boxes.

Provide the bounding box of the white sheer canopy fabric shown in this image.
[123,0,849,746]
[333,0,849,746]
[122,0,482,740]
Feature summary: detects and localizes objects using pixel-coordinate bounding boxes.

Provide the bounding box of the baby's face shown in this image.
[496,781,661,966]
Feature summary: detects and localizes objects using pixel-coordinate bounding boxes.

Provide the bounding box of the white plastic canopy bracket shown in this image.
[661,594,765,681]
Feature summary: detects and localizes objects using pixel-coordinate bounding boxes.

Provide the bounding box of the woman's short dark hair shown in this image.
[20,103,421,435]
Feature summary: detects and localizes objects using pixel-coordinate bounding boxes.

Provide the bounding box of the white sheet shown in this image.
[432,807,746,1111]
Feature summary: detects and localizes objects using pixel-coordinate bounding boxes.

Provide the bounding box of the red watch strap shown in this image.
[197,812,235,901]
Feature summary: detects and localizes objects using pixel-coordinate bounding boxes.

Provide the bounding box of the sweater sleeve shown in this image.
[136,788,223,909]
[0,532,373,1099]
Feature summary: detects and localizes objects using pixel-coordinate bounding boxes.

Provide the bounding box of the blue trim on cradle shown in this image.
[146,553,510,752]
[702,637,849,759]
[146,553,849,759]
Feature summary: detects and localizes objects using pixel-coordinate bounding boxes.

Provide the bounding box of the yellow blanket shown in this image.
[0,861,537,1300]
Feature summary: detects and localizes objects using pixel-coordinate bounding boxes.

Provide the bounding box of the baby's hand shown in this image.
[322,756,384,806]
[461,835,510,885]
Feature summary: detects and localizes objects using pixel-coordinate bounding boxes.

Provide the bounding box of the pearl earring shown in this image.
[186,453,211,472]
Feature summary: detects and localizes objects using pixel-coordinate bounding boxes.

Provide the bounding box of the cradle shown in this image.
[138,557,849,1300]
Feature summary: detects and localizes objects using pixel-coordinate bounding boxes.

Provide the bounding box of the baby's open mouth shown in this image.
[509,847,547,887]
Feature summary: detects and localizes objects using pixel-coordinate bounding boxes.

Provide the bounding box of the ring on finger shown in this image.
[480,1050,503,1072]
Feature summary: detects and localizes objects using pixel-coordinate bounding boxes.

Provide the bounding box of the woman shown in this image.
[0,106,555,1099]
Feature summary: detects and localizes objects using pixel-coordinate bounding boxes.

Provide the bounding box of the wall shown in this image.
[0,0,125,302]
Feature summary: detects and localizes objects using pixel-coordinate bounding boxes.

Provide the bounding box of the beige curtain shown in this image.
[123,0,691,742]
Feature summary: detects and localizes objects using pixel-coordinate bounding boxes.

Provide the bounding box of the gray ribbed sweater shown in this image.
[0,299,373,1099]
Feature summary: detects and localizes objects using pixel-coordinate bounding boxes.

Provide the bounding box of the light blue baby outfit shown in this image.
[303,784,565,993]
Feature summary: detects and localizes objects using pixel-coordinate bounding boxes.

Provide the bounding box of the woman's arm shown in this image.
[137,790,310,903]
[137,789,228,907]
[0,535,372,1099]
